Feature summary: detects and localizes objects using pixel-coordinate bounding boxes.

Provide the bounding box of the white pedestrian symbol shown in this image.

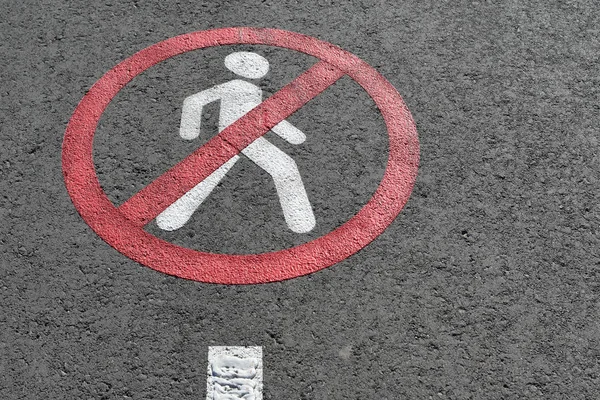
[156,52,316,234]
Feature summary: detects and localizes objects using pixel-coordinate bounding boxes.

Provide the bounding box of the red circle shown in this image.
[62,27,419,284]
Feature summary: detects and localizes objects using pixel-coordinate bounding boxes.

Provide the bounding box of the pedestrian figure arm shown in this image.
[271,120,306,145]
[179,86,223,140]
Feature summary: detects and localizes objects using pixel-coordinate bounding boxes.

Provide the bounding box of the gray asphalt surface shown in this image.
[2,1,599,399]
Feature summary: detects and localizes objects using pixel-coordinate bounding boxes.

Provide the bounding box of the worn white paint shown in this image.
[206,346,263,400]
[155,52,316,234]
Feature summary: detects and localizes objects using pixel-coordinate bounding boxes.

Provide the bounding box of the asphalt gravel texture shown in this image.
[2,1,599,399]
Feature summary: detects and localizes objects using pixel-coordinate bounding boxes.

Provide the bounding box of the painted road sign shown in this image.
[62,27,420,284]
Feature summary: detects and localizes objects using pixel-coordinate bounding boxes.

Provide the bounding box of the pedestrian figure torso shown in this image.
[180,79,264,137]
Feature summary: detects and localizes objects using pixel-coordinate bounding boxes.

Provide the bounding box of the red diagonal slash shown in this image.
[117,60,345,227]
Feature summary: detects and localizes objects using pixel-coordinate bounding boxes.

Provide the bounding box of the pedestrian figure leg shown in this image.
[156,156,240,231]
[241,137,316,233]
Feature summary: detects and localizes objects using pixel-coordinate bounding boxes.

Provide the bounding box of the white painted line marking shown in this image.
[207,346,263,400]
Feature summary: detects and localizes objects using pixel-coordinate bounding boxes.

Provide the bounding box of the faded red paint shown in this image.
[62,27,419,284]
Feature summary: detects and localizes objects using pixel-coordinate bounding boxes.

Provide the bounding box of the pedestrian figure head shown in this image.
[224,52,269,79]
